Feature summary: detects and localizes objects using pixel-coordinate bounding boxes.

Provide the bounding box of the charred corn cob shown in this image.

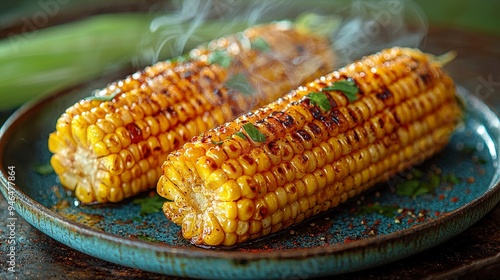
[48,22,335,204]
[157,47,462,247]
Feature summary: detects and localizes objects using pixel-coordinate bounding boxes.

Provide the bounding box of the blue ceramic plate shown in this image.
[1,80,499,279]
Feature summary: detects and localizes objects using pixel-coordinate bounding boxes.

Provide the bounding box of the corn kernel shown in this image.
[216,180,242,201]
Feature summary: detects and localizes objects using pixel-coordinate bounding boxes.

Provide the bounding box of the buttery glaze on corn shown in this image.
[157,47,462,247]
[48,22,335,204]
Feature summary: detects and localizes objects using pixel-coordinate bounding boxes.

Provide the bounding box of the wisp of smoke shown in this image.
[137,0,427,110]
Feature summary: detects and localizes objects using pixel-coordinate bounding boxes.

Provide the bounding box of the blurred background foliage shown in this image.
[0,0,499,112]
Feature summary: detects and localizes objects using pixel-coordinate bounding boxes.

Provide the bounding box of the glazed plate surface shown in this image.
[1,81,499,279]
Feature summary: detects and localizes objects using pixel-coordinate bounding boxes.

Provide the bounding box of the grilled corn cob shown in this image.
[48,22,335,204]
[157,47,462,247]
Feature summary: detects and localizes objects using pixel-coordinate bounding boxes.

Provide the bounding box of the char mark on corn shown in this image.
[48,22,335,204]
[157,47,462,247]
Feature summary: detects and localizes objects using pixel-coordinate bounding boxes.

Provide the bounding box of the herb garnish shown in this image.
[132,194,168,216]
[33,162,54,175]
[307,92,331,111]
[85,90,121,102]
[225,73,255,95]
[357,203,399,218]
[242,123,266,142]
[136,234,161,243]
[211,140,224,146]
[395,168,461,197]
[251,37,270,52]
[208,50,232,68]
[234,131,247,140]
[323,80,359,102]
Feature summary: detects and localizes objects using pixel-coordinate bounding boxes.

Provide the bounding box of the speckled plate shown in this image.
[1,77,499,279]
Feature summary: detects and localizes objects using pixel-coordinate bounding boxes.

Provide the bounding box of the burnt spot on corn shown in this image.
[260,118,284,136]
[266,141,281,157]
[139,142,151,158]
[241,154,255,166]
[259,205,268,217]
[180,70,193,79]
[307,123,322,137]
[126,123,143,144]
[295,129,312,142]
[376,88,393,101]
[347,107,359,124]
[300,98,323,120]
[271,112,295,129]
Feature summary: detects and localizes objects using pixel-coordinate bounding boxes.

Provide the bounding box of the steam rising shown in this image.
[142,0,427,66]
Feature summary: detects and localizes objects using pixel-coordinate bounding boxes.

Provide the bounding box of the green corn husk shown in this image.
[0,13,249,110]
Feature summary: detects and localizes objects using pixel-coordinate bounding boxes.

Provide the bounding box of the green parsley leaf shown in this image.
[33,162,54,175]
[85,90,121,102]
[322,80,359,102]
[234,131,247,140]
[251,37,270,52]
[443,174,460,184]
[396,180,421,196]
[396,175,440,197]
[225,73,255,95]
[136,234,160,243]
[307,92,331,111]
[211,140,223,145]
[208,50,232,68]
[357,203,398,218]
[242,123,266,142]
[132,194,167,216]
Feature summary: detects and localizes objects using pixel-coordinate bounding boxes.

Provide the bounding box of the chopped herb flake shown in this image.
[132,194,168,216]
[234,131,247,140]
[396,180,422,196]
[322,80,359,102]
[242,123,266,142]
[208,50,232,68]
[212,140,223,145]
[33,162,54,175]
[251,37,270,51]
[85,90,121,102]
[357,203,398,218]
[443,173,461,184]
[136,234,160,243]
[307,92,331,111]
[225,73,254,95]
[396,175,440,197]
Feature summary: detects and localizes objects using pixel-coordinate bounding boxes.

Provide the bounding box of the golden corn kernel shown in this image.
[100,154,124,175]
[237,175,258,199]
[263,191,279,215]
[217,217,238,234]
[235,221,250,236]
[206,169,229,190]
[196,156,218,181]
[238,153,258,176]
[202,213,225,246]
[92,141,110,157]
[103,133,122,154]
[216,180,242,202]
[236,198,255,221]
[223,233,238,246]
[221,159,243,179]
[302,173,318,196]
[271,209,283,226]
[87,124,106,146]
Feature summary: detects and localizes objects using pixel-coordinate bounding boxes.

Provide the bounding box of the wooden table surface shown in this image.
[1,27,499,280]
